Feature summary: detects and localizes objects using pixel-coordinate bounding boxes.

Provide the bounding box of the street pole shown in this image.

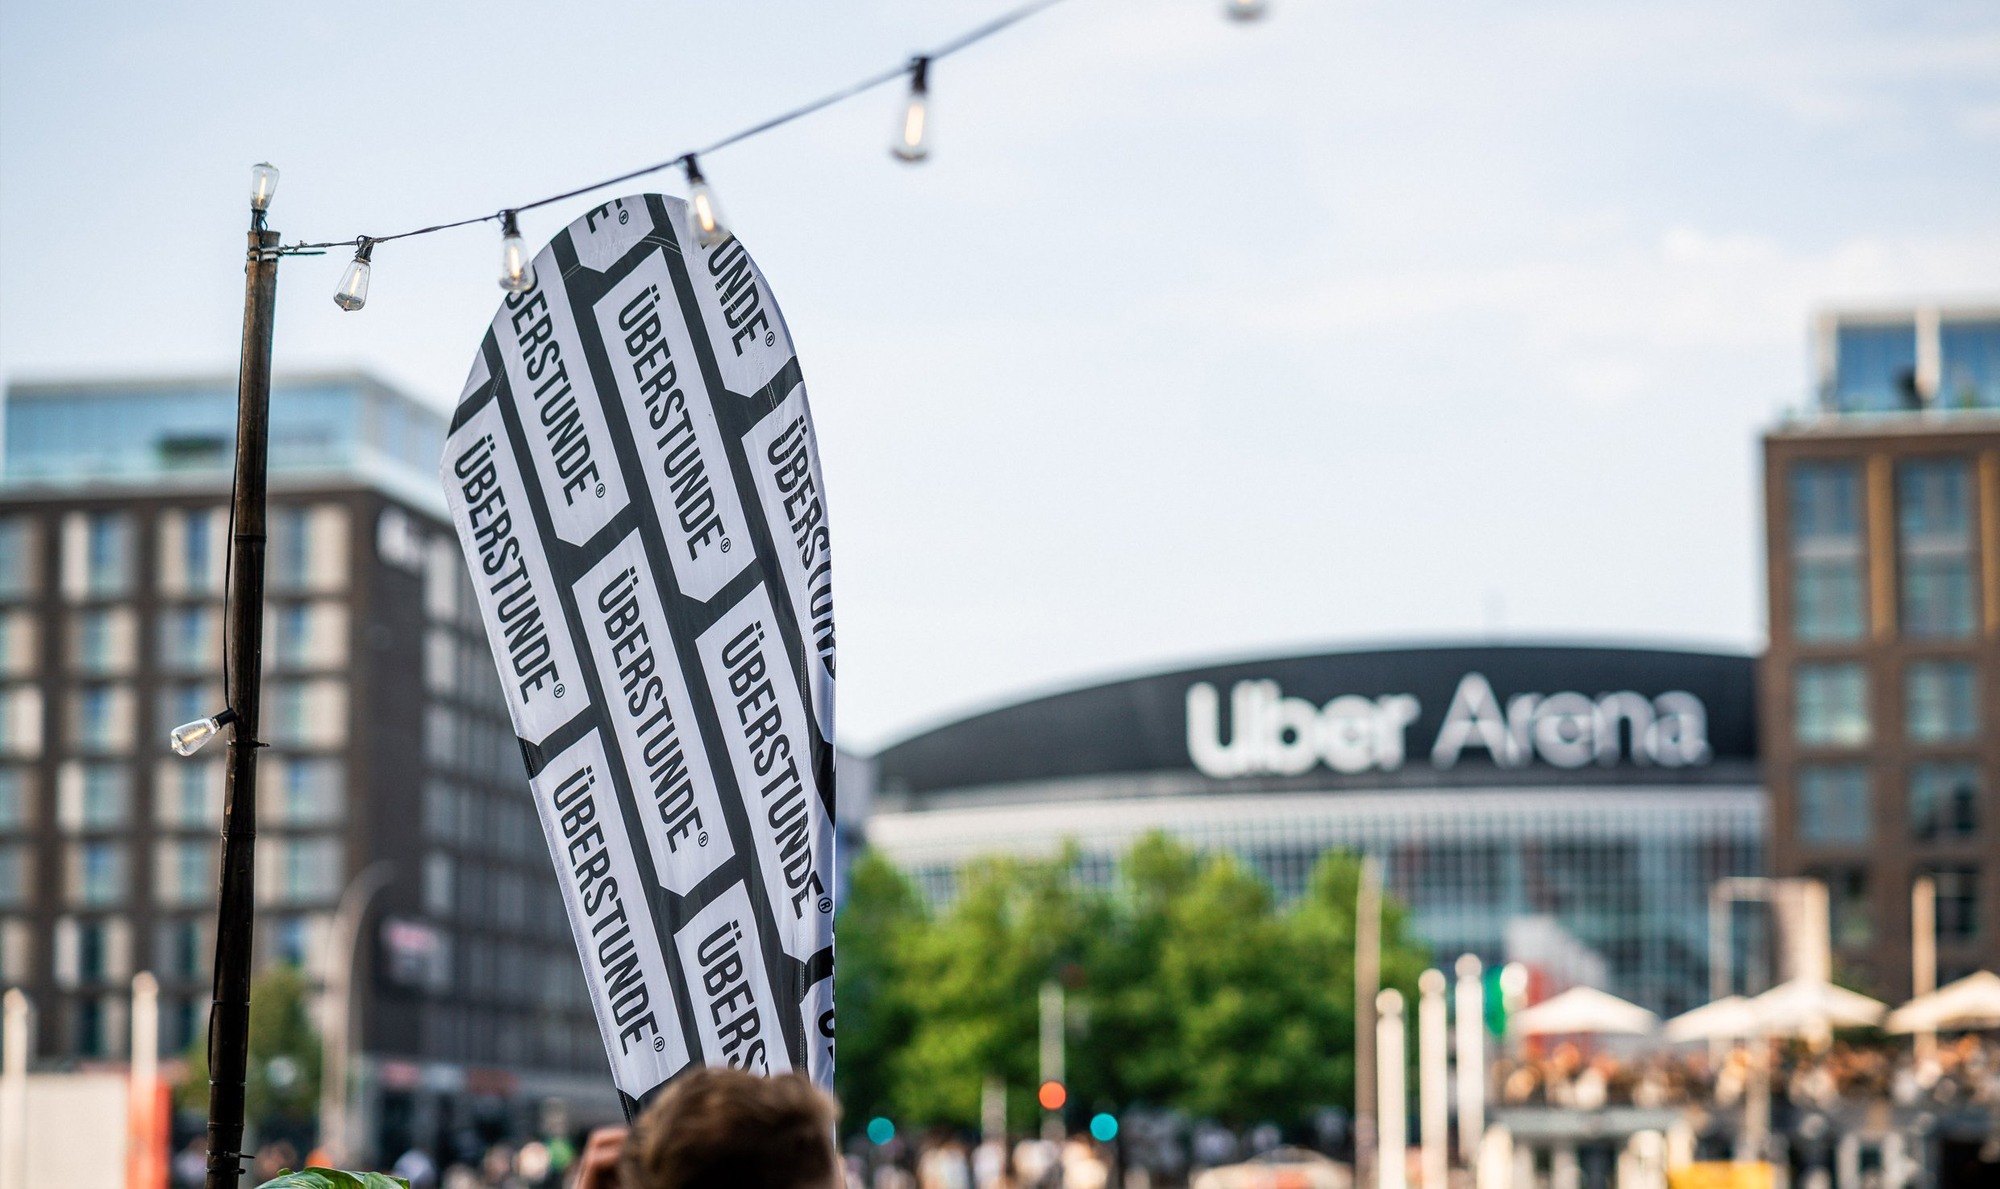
[318,863,394,1166]
[1417,970,1447,1189]
[1377,989,1406,1189]
[1453,955,1484,1168]
[1039,981,1064,1143]
[0,989,28,1189]
[206,164,281,1189]
[1355,856,1382,1189]
[1912,876,1936,1066]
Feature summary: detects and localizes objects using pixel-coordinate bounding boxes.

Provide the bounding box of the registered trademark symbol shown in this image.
[596,482,606,497]
[817,896,832,913]
[720,538,731,553]
[698,831,710,846]
[618,209,630,224]
[554,684,566,698]
[653,1035,665,1052]
[765,331,776,346]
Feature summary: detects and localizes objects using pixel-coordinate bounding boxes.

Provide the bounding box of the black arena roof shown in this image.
[876,643,1758,800]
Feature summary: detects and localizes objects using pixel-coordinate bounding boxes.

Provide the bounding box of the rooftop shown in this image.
[1,371,448,514]
[1807,302,2000,420]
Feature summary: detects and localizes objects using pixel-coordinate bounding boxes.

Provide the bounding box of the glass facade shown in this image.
[1832,324,1918,413]
[1910,761,1980,843]
[1897,458,1977,639]
[1789,461,1866,641]
[1906,659,1979,743]
[1795,662,1870,746]
[1798,765,1869,844]
[1938,320,2000,410]
[2,376,446,504]
[1824,313,2000,414]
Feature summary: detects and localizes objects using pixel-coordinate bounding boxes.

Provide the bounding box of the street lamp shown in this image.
[187,161,284,1189]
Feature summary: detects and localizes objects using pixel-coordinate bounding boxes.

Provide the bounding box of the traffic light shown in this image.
[1483,967,1508,1037]
[1089,1112,1119,1142]
[866,1116,895,1145]
[1038,1081,1067,1111]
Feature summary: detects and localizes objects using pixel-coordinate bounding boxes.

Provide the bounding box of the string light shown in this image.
[169,708,237,757]
[333,238,374,311]
[682,156,729,248]
[271,0,1264,301]
[250,163,280,213]
[893,58,931,163]
[499,210,533,293]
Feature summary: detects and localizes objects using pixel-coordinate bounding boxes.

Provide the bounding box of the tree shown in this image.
[178,963,324,1131]
[834,852,926,1126]
[834,834,1434,1135]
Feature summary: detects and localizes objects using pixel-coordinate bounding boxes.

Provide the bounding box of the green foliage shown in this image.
[176,963,325,1128]
[836,834,1430,1133]
[255,1169,408,1189]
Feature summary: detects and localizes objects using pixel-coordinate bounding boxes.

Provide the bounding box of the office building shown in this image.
[1763,304,2000,999]
[0,374,618,1163]
[866,644,1763,1015]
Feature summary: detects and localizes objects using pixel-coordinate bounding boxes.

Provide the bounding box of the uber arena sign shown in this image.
[442,196,834,1109]
[1187,672,1710,778]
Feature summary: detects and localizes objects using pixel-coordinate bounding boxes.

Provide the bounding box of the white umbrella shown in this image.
[1510,986,1658,1036]
[1887,971,2000,1034]
[1664,995,1760,1042]
[1750,978,1886,1035]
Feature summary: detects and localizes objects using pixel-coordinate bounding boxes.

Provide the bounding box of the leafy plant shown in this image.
[256,1169,408,1189]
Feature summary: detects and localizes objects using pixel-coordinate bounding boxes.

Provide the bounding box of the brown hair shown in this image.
[618,1067,839,1189]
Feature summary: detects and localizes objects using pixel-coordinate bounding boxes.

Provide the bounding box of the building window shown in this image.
[1910,762,1980,842]
[0,518,37,599]
[83,513,131,598]
[423,852,455,918]
[0,844,30,908]
[155,839,212,907]
[1930,867,1979,941]
[272,506,312,590]
[1897,458,1976,639]
[1938,319,2000,410]
[154,919,207,982]
[1906,660,1979,743]
[0,687,41,759]
[0,769,28,832]
[70,841,127,906]
[274,604,311,668]
[71,684,132,753]
[1795,663,1869,747]
[0,611,36,678]
[1798,765,1870,844]
[59,762,130,832]
[1832,322,1918,413]
[157,606,218,671]
[1814,868,1872,948]
[183,509,218,594]
[72,608,133,675]
[273,758,342,826]
[1788,462,1866,642]
[266,680,346,749]
[270,838,341,904]
[155,758,222,830]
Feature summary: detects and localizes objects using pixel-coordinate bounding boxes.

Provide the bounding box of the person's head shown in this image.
[620,1067,839,1189]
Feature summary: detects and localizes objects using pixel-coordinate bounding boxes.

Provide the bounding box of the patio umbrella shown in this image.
[1749,978,1886,1035]
[1663,995,1760,1042]
[1510,985,1658,1036]
[1886,970,2000,1034]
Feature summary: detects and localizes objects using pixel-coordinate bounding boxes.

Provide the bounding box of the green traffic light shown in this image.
[1089,1113,1118,1142]
[867,1116,895,1145]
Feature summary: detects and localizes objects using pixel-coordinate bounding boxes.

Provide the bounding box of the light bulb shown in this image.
[499,210,534,294]
[170,716,219,756]
[333,239,373,312]
[893,58,931,163]
[682,156,730,248]
[250,163,280,212]
[1224,0,1268,19]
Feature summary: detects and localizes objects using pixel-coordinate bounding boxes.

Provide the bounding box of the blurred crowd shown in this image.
[1493,1035,2000,1114]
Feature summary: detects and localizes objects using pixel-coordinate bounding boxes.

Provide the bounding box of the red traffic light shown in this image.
[1038,1081,1067,1111]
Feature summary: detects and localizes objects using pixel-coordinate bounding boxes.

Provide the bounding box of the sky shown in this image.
[2,0,1997,749]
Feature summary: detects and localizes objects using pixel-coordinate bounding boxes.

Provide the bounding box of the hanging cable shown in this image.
[277,0,1072,258]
